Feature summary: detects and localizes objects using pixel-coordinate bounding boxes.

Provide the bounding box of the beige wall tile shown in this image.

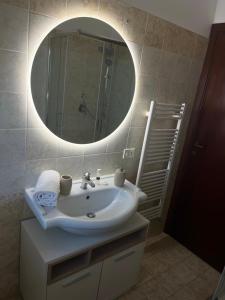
[67,0,99,17]
[0,130,25,166]
[98,0,127,29]
[127,127,145,151]
[83,142,107,155]
[140,46,162,77]
[103,152,123,174]
[163,22,196,58]
[0,92,27,129]
[122,6,147,44]
[28,13,58,65]
[0,163,25,196]
[0,195,25,298]
[83,153,106,175]
[106,127,128,153]
[22,200,34,219]
[0,0,28,9]
[176,28,197,58]
[172,54,192,84]
[30,0,67,18]
[136,74,159,102]
[27,95,43,129]
[126,40,142,76]
[193,35,208,59]
[56,156,84,179]
[25,158,57,187]
[144,14,167,49]
[170,80,189,103]
[58,142,84,157]
[0,4,28,52]
[0,194,24,223]
[163,22,181,54]
[26,128,59,160]
[157,76,174,103]
[186,58,204,102]
[159,51,178,79]
[0,50,27,93]
[130,101,148,127]
[157,77,189,105]
[0,226,20,299]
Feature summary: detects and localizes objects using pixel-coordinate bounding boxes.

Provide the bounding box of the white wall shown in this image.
[130,0,217,37]
[214,0,225,23]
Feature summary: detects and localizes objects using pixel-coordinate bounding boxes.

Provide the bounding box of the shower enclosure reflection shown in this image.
[31,18,135,144]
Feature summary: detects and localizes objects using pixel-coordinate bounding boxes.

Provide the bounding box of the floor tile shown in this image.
[167,285,200,300]
[187,276,215,299]
[118,233,219,300]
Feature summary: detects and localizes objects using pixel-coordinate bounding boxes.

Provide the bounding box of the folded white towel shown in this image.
[34,170,60,207]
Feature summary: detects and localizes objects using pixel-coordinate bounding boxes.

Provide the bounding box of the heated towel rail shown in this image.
[136,101,186,220]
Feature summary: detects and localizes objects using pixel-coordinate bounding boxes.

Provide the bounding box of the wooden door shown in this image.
[166,24,225,272]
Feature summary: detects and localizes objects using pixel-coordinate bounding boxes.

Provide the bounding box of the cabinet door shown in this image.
[47,263,102,300]
[98,242,145,300]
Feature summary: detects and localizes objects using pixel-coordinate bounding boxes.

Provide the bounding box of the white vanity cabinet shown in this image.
[47,264,102,300]
[98,243,145,300]
[20,213,149,300]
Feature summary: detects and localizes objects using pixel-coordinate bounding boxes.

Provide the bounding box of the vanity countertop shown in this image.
[21,213,149,265]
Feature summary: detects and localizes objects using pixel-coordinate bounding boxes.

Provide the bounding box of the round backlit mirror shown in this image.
[31,17,135,144]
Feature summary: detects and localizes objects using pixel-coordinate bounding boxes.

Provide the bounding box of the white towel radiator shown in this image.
[136,101,186,220]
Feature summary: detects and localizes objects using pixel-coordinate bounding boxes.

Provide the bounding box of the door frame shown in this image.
[165,23,225,232]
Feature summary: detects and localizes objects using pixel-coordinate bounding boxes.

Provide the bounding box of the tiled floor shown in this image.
[119,234,220,300]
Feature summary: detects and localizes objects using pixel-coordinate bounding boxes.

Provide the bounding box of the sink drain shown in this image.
[86,212,96,218]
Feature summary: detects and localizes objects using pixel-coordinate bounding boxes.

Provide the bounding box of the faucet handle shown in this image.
[83,171,91,180]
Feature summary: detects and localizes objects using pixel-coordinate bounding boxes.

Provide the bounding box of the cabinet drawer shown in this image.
[98,242,145,300]
[47,263,102,300]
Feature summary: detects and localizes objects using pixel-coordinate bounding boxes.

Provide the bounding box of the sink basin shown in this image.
[25,175,147,235]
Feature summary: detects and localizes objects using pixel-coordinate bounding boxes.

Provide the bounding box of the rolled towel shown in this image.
[34,170,60,207]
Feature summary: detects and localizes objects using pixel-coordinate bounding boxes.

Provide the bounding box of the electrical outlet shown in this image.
[123,148,135,159]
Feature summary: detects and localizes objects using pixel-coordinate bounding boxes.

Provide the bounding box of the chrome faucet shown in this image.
[80,172,95,190]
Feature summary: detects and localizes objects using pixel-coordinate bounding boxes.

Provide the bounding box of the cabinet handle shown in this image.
[114,250,135,262]
[62,272,90,288]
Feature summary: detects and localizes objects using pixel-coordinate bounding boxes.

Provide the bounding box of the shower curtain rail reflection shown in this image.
[78,30,126,47]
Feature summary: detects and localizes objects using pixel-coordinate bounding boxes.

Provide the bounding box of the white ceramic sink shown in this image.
[25,175,146,235]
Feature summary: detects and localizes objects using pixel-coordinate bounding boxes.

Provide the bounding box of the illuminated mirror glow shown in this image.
[31,17,135,144]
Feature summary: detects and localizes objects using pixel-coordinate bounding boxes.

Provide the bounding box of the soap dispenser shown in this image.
[114,168,126,187]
